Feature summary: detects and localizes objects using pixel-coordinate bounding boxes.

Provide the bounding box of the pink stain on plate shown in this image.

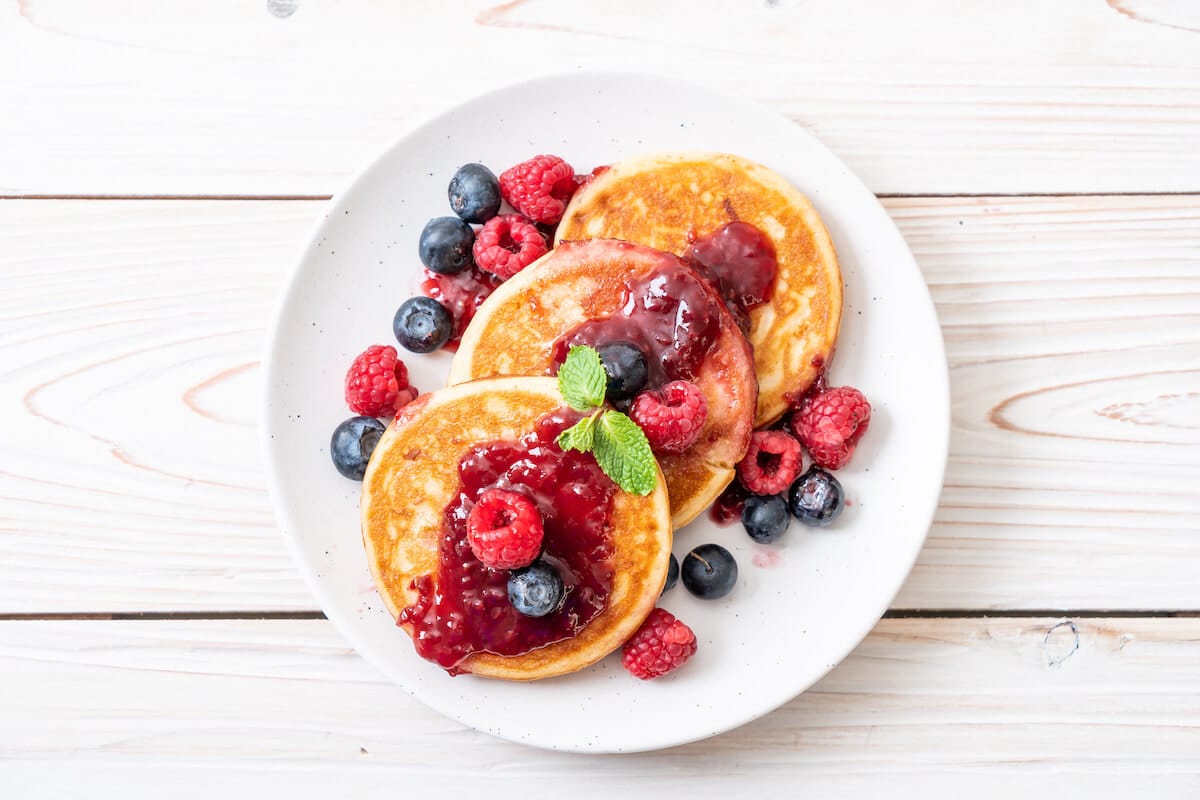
[752,547,782,568]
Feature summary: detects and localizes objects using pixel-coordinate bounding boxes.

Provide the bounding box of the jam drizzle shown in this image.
[709,480,751,527]
[397,410,617,674]
[420,265,503,352]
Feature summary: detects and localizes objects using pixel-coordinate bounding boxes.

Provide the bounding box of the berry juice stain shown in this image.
[751,547,782,569]
[397,410,616,674]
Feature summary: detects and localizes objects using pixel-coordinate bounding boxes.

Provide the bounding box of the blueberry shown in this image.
[787,467,844,527]
[448,163,502,224]
[330,416,386,480]
[681,544,737,600]
[394,296,452,353]
[418,216,475,275]
[662,552,679,595]
[742,494,790,543]
[507,561,565,617]
[597,342,648,402]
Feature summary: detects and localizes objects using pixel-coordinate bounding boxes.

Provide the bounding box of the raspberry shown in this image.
[498,155,577,225]
[621,608,697,680]
[737,430,802,495]
[629,381,708,453]
[790,386,871,470]
[394,385,419,409]
[466,489,544,570]
[344,345,411,417]
[472,214,548,279]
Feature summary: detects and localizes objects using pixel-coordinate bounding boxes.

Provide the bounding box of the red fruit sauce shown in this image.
[685,221,777,319]
[783,354,830,408]
[396,409,617,674]
[709,479,750,526]
[551,256,724,388]
[420,265,503,352]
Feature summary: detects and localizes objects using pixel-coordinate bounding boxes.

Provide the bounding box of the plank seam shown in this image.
[3,192,1200,202]
[0,610,1195,621]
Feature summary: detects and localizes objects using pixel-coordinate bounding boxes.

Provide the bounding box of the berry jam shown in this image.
[551,257,723,388]
[396,409,617,674]
[710,479,750,526]
[685,221,778,319]
[420,265,503,352]
[783,354,830,408]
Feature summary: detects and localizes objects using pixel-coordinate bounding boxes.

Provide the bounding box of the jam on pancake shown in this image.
[685,221,778,319]
[549,256,725,389]
[398,409,617,674]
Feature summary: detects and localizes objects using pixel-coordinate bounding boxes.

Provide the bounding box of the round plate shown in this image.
[262,72,949,753]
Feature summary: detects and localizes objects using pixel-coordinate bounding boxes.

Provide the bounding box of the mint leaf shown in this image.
[557,345,607,412]
[592,410,657,496]
[556,414,596,453]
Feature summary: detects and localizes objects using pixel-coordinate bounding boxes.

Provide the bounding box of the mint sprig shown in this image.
[555,345,658,496]
[592,410,657,496]
[557,345,607,412]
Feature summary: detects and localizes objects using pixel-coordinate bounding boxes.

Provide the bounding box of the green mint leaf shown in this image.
[592,410,657,496]
[557,345,607,412]
[556,414,596,453]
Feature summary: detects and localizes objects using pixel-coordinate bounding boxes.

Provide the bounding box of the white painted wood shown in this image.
[1,197,1197,613]
[4,0,1200,196]
[0,617,1197,796]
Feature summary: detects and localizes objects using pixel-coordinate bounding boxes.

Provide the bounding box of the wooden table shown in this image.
[3,1,1199,795]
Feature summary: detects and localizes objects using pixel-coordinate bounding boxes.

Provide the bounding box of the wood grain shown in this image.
[1,196,1197,614]
[3,0,1200,196]
[0,616,1197,796]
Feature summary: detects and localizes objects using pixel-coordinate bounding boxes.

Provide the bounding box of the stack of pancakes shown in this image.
[362,152,842,679]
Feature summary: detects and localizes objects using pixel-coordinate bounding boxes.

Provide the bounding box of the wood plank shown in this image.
[0,617,1197,796]
[0,196,1197,613]
[4,0,1200,196]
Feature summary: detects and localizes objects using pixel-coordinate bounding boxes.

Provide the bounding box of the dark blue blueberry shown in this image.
[681,543,737,600]
[394,296,452,353]
[448,163,502,224]
[662,552,679,595]
[507,561,565,618]
[787,467,844,527]
[418,216,475,275]
[597,342,648,403]
[330,416,386,480]
[741,493,790,543]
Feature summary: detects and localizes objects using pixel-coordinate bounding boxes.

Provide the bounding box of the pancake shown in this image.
[557,152,842,426]
[361,376,672,681]
[448,239,757,529]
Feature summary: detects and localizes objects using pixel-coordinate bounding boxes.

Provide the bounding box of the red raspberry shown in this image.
[344,345,411,417]
[737,430,802,495]
[622,608,697,680]
[498,155,577,225]
[466,489,544,570]
[629,381,708,453]
[472,214,548,279]
[790,386,871,470]
[394,385,419,409]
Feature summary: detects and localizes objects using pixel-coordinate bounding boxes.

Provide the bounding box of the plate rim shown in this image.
[260,69,950,753]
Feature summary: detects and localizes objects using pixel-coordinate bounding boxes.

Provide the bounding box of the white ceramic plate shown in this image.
[262,72,948,753]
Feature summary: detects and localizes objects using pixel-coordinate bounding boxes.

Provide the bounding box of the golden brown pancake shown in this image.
[448,240,757,529]
[361,376,671,681]
[557,152,842,426]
